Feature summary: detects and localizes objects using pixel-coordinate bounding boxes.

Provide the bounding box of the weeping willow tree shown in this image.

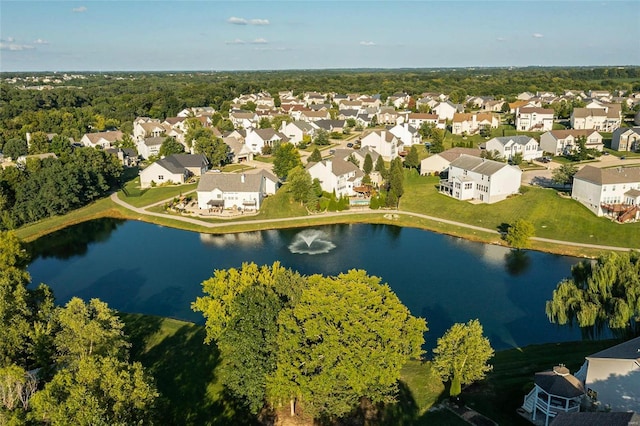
[546,252,640,337]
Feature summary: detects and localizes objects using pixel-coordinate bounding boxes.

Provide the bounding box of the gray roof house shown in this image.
[139,154,209,188]
[196,170,279,211]
[482,135,542,161]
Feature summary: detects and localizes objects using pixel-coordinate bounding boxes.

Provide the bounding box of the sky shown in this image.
[1,1,639,72]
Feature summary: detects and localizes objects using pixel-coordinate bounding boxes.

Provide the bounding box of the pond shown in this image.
[27,218,585,351]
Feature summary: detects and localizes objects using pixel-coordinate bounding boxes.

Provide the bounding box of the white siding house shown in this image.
[515,107,554,132]
[539,130,604,155]
[306,158,364,198]
[360,130,401,161]
[439,155,522,203]
[196,170,279,211]
[420,147,482,176]
[482,136,541,161]
[139,154,208,188]
[80,130,123,149]
[611,127,640,152]
[388,123,421,147]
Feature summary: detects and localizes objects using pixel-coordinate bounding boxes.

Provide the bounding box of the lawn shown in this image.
[400,172,640,249]
[119,177,198,207]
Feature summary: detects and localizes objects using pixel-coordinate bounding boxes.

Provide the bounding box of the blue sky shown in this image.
[1,1,639,72]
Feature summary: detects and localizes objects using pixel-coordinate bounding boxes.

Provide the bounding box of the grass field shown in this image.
[119,177,198,207]
[400,172,640,249]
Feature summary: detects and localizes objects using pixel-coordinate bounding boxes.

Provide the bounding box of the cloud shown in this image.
[33,38,49,45]
[7,37,15,42]
[225,39,246,45]
[0,42,35,51]
[227,16,270,26]
[532,33,544,38]
[360,41,376,46]
[72,6,87,13]
[228,16,247,25]
[251,38,268,44]
[254,47,289,52]
[496,37,507,42]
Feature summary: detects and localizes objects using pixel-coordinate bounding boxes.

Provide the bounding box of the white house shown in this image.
[388,123,421,147]
[333,146,381,172]
[432,101,463,120]
[280,121,316,145]
[223,137,254,163]
[405,113,443,130]
[139,154,209,188]
[574,336,640,413]
[515,107,554,132]
[539,130,604,155]
[244,128,288,154]
[521,365,585,426]
[229,112,259,129]
[438,155,522,203]
[451,113,498,135]
[299,110,330,123]
[611,127,640,152]
[80,130,123,149]
[306,158,364,198]
[196,170,279,211]
[133,120,167,142]
[360,130,401,161]
[571,105,622,132]
[420,147,482,176]
[137,137,164,160]
[483,136,541,161]
[571,165,640,221]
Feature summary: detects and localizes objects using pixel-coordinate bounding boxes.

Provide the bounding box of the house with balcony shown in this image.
[571,104,622,132]
[196,170,278,211]
[571,165,640,222]
[438,154,522,203]
[451,113,499,135]
[515,107,554,132]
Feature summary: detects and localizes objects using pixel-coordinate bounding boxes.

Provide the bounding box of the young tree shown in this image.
[511,152,523,166]
[432,319,494,397]
[546,252,640,336]
[267,269,426,418]
[552,163,578,187]
[573,136,590,161]
[386,157,404,207]
[308,147,322,163]
[363,153,373,175]
[347,153,360,167]
[313,129,330,146]
[504,219,535,249]
[159,137,184,157]
[375,155,387,180]
[273,143,302,180]
[404,146,420,170]
[287,166,314,205]
[259,117,272,129]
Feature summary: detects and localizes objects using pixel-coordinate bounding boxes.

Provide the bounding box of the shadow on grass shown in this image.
[121,314,255,425]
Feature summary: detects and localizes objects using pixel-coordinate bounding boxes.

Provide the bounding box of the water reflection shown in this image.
[26,218,125,260]
[505,250,531,276]
[199,232,264,247]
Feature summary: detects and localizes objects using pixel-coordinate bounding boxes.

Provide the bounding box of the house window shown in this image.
[465,183,472,190]
[158,175,164,180]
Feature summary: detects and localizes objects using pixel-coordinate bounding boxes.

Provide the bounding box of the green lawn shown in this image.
[400,172,640,248]
[119,177,198,207]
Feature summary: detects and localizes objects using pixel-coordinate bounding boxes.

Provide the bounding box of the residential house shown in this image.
[223,137,254,163]
[300,110,331,123]
[540,130,604,155]
[571,104,622,132]
[304,92,326,106]
[196,170,279,211]
[314,119,346,133]
[133,120,167,141]
[229,111,259,129]
[338,100,364,111]
[611,127,640,152]
[80,130,123,149]
[105,148,139,167]
[438,154,522,203]
[244,128,288,154]
[451,113,498,135]
[509,100,541,113]
[420,147,482,176]
[387,93,410,109]
[333,146,381,172]
[432,101,463,120]
[515,107,554,132]
[306,158,364,198]
[360,130,401,161]
[483,100,506,112]
[177,106,216,118]
[377,107,399,125]
[406,113,444,130]
[139,154,209,188]
[482,135,541,161]
[573,336,640,413]
[521,365,585,426]
[571,165,640,221]
[388,123,421,147]
[359,96,381,109]
[16,153,58,164]
[280,121,316,145]
[137,136,164,160]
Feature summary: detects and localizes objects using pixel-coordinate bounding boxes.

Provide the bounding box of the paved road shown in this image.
[110,193,637,252]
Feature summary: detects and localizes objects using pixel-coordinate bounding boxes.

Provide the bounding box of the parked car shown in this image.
[346,143,354,148]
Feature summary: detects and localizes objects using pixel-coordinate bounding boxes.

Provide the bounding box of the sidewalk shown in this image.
[445,400,498,426]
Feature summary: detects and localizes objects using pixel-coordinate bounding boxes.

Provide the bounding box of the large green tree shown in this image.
[2,138,27,161]
[432,319,494,397]
[363,153,373,175]
[267,269,426,418]
[404,145,420,170]
[272,143,302,180]
[194,133,229,166]
[158,137,184,157]
[286,166,314,206]
[546,252,640,336]
[504,219,535,250]
[308,148,322,163]
[386,157,404,207]
[552,163,579,187]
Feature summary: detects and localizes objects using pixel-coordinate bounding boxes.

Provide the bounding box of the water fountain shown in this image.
[288,229,336,255]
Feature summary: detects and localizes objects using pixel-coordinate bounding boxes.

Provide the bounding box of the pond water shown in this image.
[27,218,586,351]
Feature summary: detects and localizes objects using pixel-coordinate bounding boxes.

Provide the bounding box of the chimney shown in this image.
[241,174,245,183]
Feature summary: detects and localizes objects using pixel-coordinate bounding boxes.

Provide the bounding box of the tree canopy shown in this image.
[552,163,578,187]
[272,143,302,180]
[504,219,535,250]
[546,251,640,336]
[432,319,494,397]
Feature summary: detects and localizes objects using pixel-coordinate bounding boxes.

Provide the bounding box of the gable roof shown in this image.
[438,147,483,162]
[83,130,123,143]
[314,119,346,131]
[518,107,554,115]
[306,158,364,179]
[574,165,640,185]
[487,135,536,146]
[142,136,165,147]
[155,154,208,174]
[450,154,519,176]
[587,336,640,360]
[546,129,601,140]
[197,171,273,193]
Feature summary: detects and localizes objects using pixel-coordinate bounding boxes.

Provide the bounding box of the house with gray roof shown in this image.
[439,154,522,203]
[279,121,316,145]
[420,147,482,176]
[139,154,208,188]
[573,336,640,413]
[196,170,279,211]
[611,126,640,152]
[306,158,364,198]
[333,146,380,172]
[551,412,640,426]
[571,165,640,220]
[482,135,542,161]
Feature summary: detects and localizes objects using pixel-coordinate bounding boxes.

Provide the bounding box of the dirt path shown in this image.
[110,193,637,252]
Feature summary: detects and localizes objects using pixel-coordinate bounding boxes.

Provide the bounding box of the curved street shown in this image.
[110,193,637,252]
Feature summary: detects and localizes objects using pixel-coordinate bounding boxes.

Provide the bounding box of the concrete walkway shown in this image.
[110,193,637,252]
[445,401,498,426]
